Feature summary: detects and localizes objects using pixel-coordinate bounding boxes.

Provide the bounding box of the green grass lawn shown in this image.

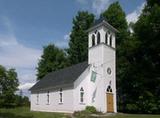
[0,107,160,118]
[0,107,70,118]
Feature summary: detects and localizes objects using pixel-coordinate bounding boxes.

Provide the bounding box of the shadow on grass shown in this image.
[0,112,33,118]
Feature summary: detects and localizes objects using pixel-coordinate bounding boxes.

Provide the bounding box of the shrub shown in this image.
[85,106,97,114]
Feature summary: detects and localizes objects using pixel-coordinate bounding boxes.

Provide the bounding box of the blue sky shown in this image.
[0,0,145,96]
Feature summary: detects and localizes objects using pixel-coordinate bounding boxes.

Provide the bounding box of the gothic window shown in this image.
[97,32,101,44]
[107,85,112,93]
[59,88,63,103]
[80,87,84,103]
[105,33,108,44]
[36,92,39,105]
[110,35,112,47]
[92,34,95,46]
[47,91,49,105]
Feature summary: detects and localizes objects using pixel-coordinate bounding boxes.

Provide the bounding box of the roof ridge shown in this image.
[47,61,88,75]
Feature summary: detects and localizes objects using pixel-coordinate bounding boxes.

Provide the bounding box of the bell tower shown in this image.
[87,17,118,113]
[88,18,116,65]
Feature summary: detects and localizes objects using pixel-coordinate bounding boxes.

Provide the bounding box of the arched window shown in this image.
[107,85,112,93]
[105,33,108,44]
[92,34,95,46]
[97,32,101,44]
[36,92,39,105]
[80,87,84,103]
[59,88,63,103]
[110,35,112,47]
[47,91,49,105]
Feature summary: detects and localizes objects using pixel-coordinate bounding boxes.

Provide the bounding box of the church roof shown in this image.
[93,17,107,26]
[30,61,88,92]
[87,17,118,33]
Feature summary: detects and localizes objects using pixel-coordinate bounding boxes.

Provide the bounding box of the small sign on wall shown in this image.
[91,71,96,82]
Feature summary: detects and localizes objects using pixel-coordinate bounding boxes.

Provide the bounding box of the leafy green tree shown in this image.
[0,66,19,108]
[111,0,160,113]
[101,1,128,45]
[68,11,94,64]
[22,96,30,106]
[37,44,69,80]
[147,0,160,7]
[131,0,160,113]
[6,69,19,93]
[15,95,30,107]
[0,65,6,107]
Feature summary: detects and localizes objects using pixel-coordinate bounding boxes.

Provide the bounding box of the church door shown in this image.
[106,93,114,112]
[106,85,114,112]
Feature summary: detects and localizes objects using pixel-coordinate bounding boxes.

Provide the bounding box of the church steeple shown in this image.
[87,18,118,113]
[87,18,118,65]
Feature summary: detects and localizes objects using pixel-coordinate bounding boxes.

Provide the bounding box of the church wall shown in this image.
[88,43,104,65]
[103,45,117,112]
[73,67,90,111]
[74,56,108,113]
[88,24,117,113]
[88,65,106,112]
[88,44,106,112]
[87,44,117,113]
[30,88,74,113]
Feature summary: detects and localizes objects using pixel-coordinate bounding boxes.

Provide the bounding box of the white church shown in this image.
[30,18,118,113]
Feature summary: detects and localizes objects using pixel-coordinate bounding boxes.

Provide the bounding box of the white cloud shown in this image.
[17,69,37,84]
[64,32,71,40]
[18,82,35,90]
[0,16,42,97]
[0,35,42,69]
[92,0,111,16]
[126,2,145,24]
[54,32,70,48]
[55,40,68,48]
[0,16,42,69]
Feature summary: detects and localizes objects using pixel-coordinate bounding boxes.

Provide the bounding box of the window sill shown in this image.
[79,103,85,105]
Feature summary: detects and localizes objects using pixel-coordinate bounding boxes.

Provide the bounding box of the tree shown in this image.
[109,0,160,113]
[147,0,160,7]
[37,44,68,80]
[68,11,94,64]
[15,95,30,107]
[131,0,160,113]
[0,66,19,108]
[101,1,128,45]
[0,65,6,107]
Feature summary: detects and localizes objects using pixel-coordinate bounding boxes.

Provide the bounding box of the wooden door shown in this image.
[107,93,114,112]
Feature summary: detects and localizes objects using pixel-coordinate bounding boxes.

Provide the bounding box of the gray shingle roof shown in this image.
[93,17,107,26]
[30,61,88,92]
[87,17,118,33]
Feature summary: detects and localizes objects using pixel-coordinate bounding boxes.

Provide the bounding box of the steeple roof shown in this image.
[87,17,118,33]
